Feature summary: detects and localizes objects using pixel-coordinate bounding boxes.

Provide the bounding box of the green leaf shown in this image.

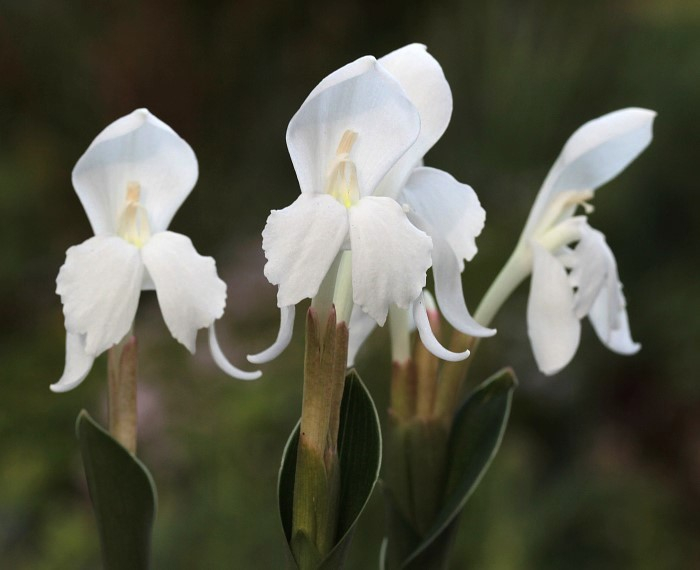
[76,410,157,570]
[385,368,517,569]
[278,369,382,569]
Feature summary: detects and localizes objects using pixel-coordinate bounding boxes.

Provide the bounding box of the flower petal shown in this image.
[347,305,377,366]
[430,229,496,337]
[588,284,640,355]
[286,57,420,197]
[568,226,610,319]
[402,167,485,268]
[72,108,198,235]
[57,236,143,356]
[247,305,296,364]
[413,293,470,361]
[141,231,226,353]
[527,243,581,375]
[375,45,453,198]
[262,193,349,306]
[349,196,432,325]
[50,333,96,393]
[523,108,655,238]
[208,323,262,380]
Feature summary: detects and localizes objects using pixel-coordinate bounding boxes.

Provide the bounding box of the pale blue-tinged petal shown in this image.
[141,231,226,353]
[262,193,349,307]
[402,167,485,268]
[208,323,262,381]
[413,293,470,361]
[347,305,378,366]
[527,243,580,375]
[57,235,143,356]
[72,108,198,235]
[349,196,432,325]
[50,333,95,393]
[247,305,296,364]
[287,57,420,197]
[375,44,452,198]
[522,108,655,239]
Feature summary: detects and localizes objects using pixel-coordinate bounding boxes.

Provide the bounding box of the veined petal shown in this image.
[262,193,349,306]
[141,231,226,353]
[72,108,198,235]
[523,108,655,239]
[414,293,470,361]
[287,57,420,197]
[57,236,143,356]
[430,229,496,337]
[208,323,262,380]
[349,196,432,325]
[375,45,453,198]
[527,242,580,375]
[347,305,378,366]
[247,305,296,364]
[402,167,485,268]
[50,333,96,393]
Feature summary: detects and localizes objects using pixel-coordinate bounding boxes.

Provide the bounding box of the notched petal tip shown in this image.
[247,305,295,364]
[413,294,470,362]
[208,324,261,381]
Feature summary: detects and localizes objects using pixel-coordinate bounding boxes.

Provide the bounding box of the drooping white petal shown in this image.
[375,45,453,198]
[402,167,486,268]
[523,108,655,239]
[347,305,378,366]
[57,235,143,356]
[141,231,226,353]
[208,323,262,381]
[430,230,496,337]
[349,196,432,325]
[568,227,610,319]
[247,305,296,364]
[413,293,470,362]
[527,243,581,375]
[50,333,96,393]
[72,108,198,235]
[588,284,640,355]
[262,193,349,307]
[287,57,420,198]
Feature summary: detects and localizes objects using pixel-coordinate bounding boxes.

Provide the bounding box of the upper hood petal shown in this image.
[374,44,453,198]
[522,108,655,240]
[72,108,198,236]
[286,57,421,198]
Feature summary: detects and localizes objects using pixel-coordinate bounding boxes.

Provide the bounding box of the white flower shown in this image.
[345,44,495,366]
[52,109,259,392]
[520,108,655,374]
[249,52,439,364]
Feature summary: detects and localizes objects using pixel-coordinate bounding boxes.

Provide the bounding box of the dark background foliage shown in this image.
[1,0,698,567]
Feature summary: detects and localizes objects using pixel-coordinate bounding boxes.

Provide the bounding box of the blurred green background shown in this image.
[1,0,699,568]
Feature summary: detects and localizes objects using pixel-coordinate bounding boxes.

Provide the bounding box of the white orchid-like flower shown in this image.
[493,108,655,375]
[345,44,495,366]
[250,45,492,366]
[52,109,260,392]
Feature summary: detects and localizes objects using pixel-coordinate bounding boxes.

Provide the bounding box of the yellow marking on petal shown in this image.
[117,181,152,247]
[326,130,360,209]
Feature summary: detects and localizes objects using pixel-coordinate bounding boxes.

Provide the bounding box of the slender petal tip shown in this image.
[247,305,296,364]
[208,324,262,381]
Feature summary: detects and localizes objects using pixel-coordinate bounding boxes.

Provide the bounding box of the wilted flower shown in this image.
[53,109,259,392]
